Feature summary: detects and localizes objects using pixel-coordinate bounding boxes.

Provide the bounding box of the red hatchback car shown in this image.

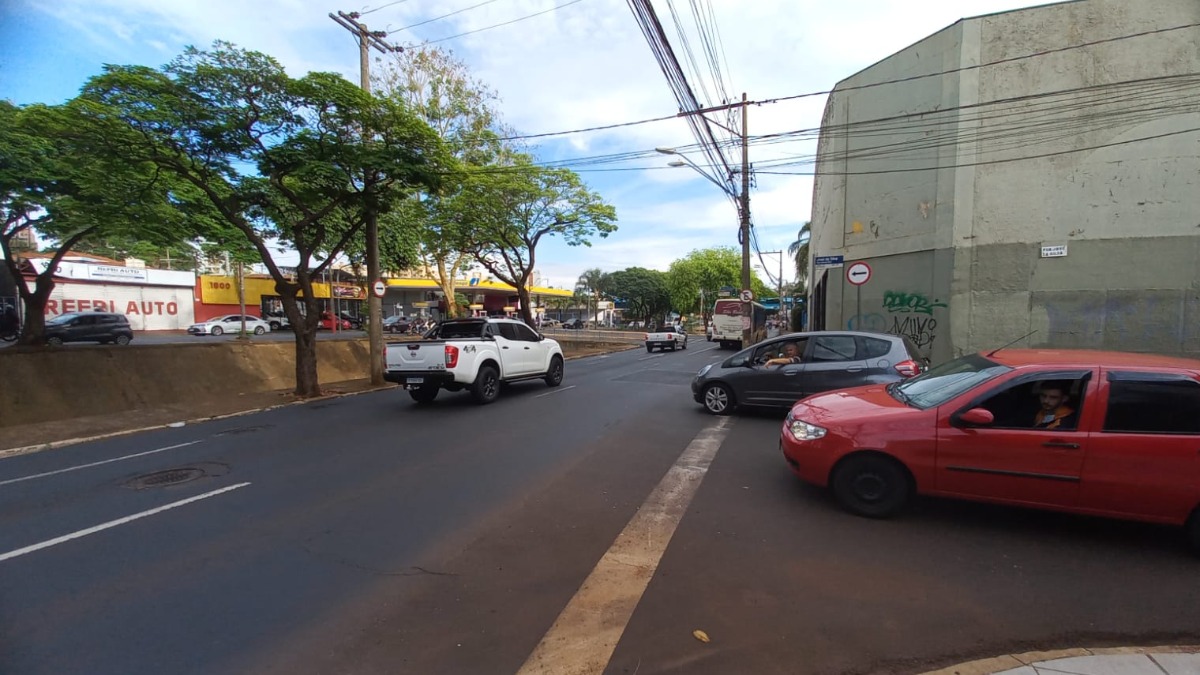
[780,349,1200,551]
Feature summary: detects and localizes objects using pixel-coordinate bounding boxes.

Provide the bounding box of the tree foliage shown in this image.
[0,101,215,345]
[81,42,448,396]
[601,267,671,326]
[458,157,616,325]
[788,221,811,289]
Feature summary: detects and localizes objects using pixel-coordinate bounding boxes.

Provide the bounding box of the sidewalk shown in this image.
[923,646,1200,675]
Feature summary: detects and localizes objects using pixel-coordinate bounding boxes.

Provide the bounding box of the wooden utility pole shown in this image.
[329,11,401,385]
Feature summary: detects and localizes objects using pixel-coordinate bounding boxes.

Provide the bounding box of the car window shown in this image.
[431,321,487,339]
[513,323,541,342]
[859,336,893,359]
[809,336,857,362]
[99,315,120,324]
[970,375,1089,431]
[496,323,519,340]
[895,353,1012,409]
[1103,376,1200,434]
[72,315,96,326]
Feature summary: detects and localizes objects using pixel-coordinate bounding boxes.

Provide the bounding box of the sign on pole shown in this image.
[740,289,754,302]
[846,262,872,286]
[372,280,387,298]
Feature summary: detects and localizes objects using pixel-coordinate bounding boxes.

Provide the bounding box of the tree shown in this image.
[0,101,213,345]
[375,46,505,319]
[82,43,446,396]
[788,221,811,286]
[575,267,607,325]
[665,247,743,328]
[459,158,616,326]
[602,267,671,327]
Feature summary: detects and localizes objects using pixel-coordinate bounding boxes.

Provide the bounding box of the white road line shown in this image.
[0,441,202,487]
[516,418,733,675]
[535,385,578,399]
[0,482,251,563]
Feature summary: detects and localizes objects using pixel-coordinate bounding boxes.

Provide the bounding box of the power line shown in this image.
[402,0,588,47]
[492,21,1200,142]
[387,0,502,35]
[359,0,412,16]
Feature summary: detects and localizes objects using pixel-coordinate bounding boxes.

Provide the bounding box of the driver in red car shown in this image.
[1032,382,1077,430]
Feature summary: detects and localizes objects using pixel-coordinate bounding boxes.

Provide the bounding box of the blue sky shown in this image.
[0,0,1045,290]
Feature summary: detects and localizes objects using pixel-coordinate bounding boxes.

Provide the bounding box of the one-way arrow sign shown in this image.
[846,261,872,286]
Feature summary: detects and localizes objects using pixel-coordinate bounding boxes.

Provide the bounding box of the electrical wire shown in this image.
[489,21,1200,142]
[359,0,412,16]
[402,0,588,47]
[387,0,502,35]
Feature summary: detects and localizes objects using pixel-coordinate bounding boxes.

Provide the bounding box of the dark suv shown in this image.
[691,331,928,415]
[43,312,134,346]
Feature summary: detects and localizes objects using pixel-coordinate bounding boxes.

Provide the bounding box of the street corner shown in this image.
[919,645,1200,675]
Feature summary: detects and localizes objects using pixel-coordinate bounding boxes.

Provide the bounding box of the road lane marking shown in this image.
[0,482,251,563]
[516,418,733,675]
[535,385,577,399]
[0,441,202,487]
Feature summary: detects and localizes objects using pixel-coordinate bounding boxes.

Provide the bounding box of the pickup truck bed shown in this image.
[645,327,688,352]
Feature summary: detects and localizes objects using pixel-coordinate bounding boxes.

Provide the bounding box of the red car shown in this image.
[318,311,352,331]
[780,349,1200,551]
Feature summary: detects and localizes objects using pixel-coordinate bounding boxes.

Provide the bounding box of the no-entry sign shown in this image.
[372,280,387,298]
[846,262,872,286]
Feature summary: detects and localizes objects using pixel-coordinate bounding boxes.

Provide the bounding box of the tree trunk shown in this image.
[16,272,54,346]
[277,280,322,398]
[517,286,534,326]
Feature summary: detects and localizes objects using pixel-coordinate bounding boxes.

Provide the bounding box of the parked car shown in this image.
[318,311,352,331]
[562,318,585,329]
[188,314,270,336]
[383,315,411,334]
[339,312,364,330]
[780,349,1200,552]
[264,311,291,331]
[540,318,561,329]
[43,311,134,346]
[692,331,927,415]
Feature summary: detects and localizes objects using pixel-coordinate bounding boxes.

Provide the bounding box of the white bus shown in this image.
[711,298,766,349]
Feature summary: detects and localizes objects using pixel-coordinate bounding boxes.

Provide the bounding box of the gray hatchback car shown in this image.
[691,331,927,415]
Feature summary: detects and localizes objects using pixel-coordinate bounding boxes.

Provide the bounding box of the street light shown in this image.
[658,142,753,348]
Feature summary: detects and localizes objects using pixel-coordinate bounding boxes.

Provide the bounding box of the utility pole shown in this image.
[329,10,401,386]
[739,92,752,349]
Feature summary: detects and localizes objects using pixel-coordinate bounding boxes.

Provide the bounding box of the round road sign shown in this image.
[372,280,387,298]
[846,262,872,286]
[740,289,754,302]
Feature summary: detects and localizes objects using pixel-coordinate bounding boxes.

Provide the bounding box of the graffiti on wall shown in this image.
[882,291,946,315]
[848,289,945,350]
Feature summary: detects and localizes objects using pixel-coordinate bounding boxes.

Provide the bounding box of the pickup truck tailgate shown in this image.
[385,341,446,371]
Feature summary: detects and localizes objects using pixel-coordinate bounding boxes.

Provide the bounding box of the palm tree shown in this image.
[575,267,606,325]
[787,221,812,288]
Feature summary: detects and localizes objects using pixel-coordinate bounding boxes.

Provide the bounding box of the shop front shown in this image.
[24,259,197,331]
[195,275,365,323]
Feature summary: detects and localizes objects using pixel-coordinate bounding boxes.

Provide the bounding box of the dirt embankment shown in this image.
[0,339,632,452]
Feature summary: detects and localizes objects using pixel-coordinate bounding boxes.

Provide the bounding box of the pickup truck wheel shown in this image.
[471,365,500,404]
[831,454,912,519]
[269,321,281,331]
[544,356,564,387]
[681,340,687,349]
[646,345,654,353]
[409,386,439,404]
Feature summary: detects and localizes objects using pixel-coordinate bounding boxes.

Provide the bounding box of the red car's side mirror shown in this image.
[958,408,995,426]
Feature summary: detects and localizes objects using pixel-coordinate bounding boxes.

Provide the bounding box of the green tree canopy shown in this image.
[601,267,671,326]
[81,42,448,396]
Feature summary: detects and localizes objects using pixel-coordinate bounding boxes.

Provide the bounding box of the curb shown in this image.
[0,385,395,461]
[919,644,1200,675]
[0,344,636,460]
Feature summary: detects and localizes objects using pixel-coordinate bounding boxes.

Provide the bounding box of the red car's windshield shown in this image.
[892,353,1011,409]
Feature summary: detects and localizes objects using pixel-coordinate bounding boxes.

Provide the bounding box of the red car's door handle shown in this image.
[1043,441,1080,449]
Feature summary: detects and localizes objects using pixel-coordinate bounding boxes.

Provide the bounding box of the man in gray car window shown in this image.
[766,341,803,367]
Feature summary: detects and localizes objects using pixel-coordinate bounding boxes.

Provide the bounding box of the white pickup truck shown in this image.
[645,325,688,352]
[384,318,565,405]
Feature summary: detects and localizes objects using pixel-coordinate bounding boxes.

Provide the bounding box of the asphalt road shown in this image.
[2,342,1198,674]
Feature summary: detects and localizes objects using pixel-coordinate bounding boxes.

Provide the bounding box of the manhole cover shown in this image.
[125,467,206,489]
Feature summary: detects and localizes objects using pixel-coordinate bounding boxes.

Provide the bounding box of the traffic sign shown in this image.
[372,280,387,298]
[846,262,872,286]
[740,289,754,302]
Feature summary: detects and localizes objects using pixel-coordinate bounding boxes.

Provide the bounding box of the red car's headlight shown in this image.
[785,411,827,441]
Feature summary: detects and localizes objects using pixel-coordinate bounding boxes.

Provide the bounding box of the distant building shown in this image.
[808,0,1200,362]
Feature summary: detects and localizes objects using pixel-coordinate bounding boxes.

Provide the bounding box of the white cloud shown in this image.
[15,0,1049,282]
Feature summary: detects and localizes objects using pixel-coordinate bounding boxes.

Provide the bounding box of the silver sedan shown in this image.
[188,314,271,336]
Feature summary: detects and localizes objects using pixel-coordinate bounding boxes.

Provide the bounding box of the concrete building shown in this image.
[808,0,1200,363]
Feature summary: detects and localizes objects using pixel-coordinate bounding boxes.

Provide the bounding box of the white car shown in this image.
[188,314,270,336]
